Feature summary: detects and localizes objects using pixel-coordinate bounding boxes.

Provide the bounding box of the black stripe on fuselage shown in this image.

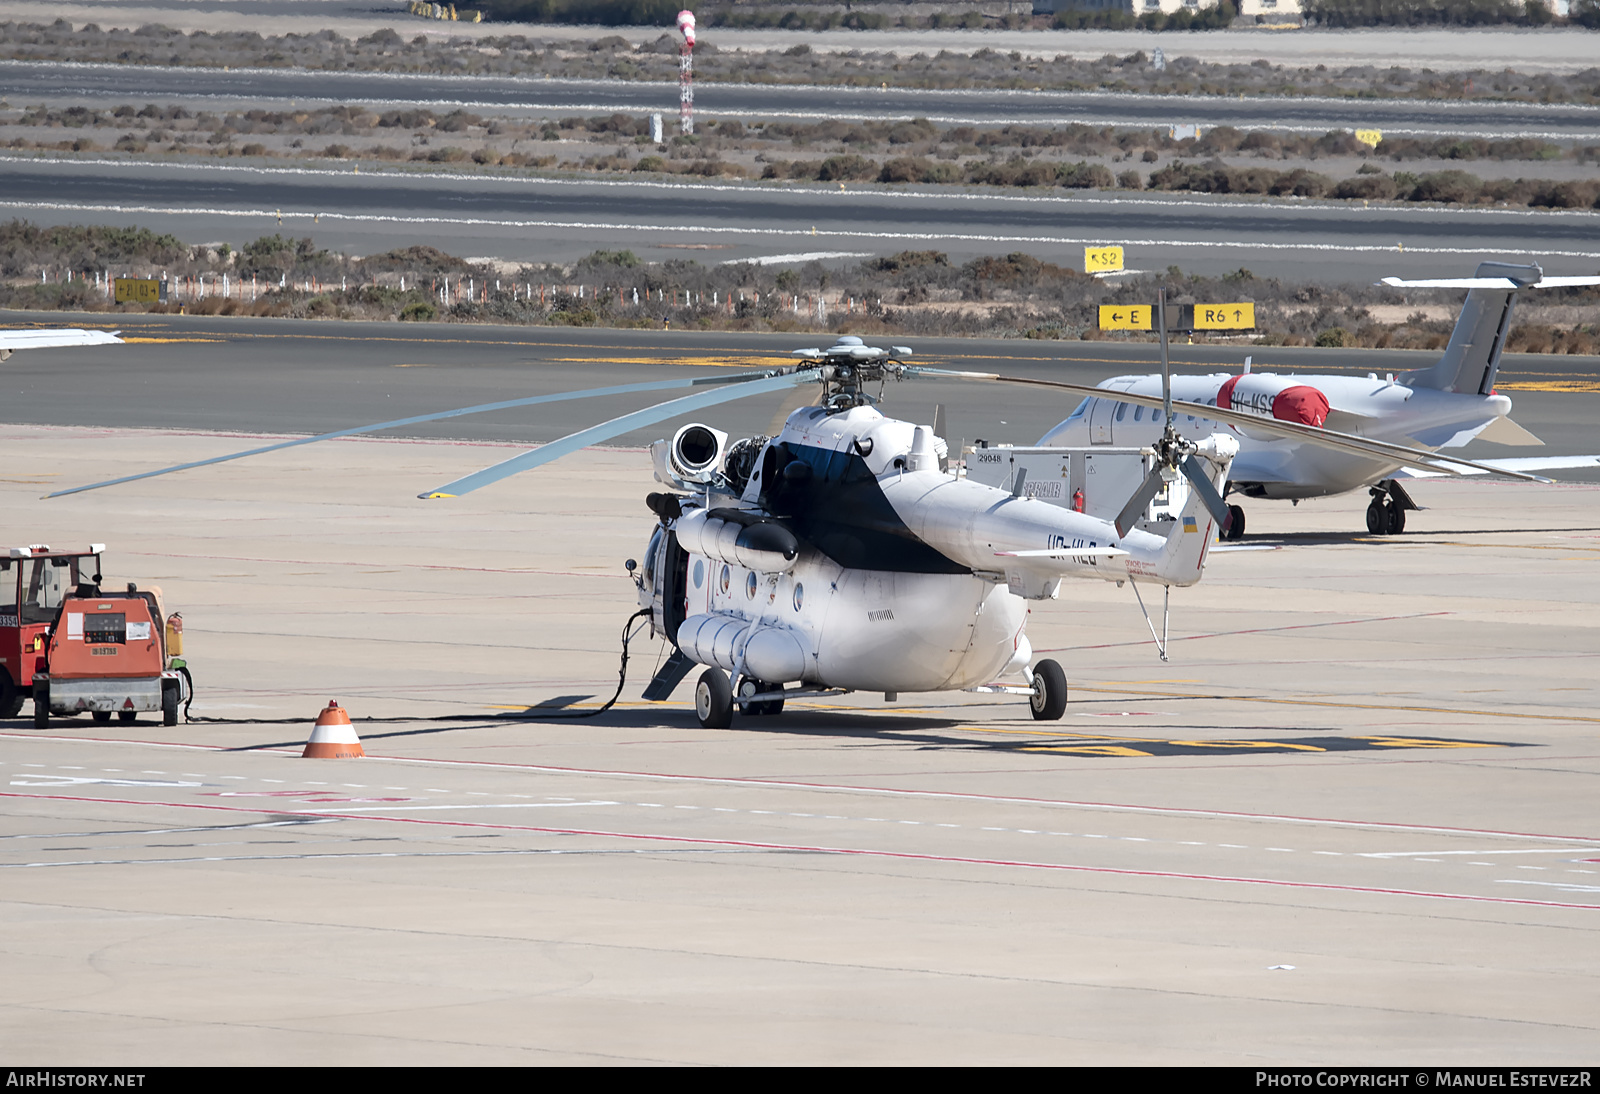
[774,441,968,575]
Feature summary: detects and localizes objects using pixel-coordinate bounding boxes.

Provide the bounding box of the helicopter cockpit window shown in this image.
[643,526,663,588]
[1065,399,1090,421]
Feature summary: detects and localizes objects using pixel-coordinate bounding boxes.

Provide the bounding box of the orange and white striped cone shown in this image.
[302,700,364,759]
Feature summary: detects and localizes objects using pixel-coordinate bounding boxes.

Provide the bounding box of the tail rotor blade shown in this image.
[1180,455,1232,528]
[1115,467,1167,538]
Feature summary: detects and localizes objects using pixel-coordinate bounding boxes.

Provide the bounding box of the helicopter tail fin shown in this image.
[1151,435,1236,588]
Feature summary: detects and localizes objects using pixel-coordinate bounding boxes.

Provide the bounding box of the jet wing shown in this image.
[1394,455,1600,479]
[0,328,123,357]
[911,369,1552,483]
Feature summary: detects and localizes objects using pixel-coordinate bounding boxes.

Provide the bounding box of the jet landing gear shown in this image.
[1366,479,1420,536]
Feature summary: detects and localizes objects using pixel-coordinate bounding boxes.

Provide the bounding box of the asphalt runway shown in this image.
[3,408,1598,1063]
[11,59,1600,141]
[3,311,1599,493]
[6,157,1600,280]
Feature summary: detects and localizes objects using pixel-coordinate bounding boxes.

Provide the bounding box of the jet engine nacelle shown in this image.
[674,507,800,573]
[652,422,728,488]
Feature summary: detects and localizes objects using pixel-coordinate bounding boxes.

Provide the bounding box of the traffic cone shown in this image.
[302,700,364,758]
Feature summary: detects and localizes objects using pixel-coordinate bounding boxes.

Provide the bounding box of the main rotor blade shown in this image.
[1180,454,1232,528]
[904,368,1549,483]
[421,369,820,498]
[1115,467,1167,538]
[46,369,794,499]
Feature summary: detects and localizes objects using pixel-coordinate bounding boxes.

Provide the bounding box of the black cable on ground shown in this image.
[181,608,655,726]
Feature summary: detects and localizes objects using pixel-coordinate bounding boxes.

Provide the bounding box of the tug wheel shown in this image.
[0,673,21,719]
[1029,659,1069,721]
[694,668,733,729]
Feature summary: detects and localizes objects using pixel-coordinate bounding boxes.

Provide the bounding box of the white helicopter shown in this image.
[1035,262,1600,538]
[50,325,1524,727]
[52,333,1251,725]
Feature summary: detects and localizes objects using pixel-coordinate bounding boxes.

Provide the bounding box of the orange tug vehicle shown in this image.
[1,545,191,728]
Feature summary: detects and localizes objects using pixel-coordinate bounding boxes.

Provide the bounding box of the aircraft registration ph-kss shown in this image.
[1035,263,1600,538]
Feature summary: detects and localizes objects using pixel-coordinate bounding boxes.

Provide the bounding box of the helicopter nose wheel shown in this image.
[694,667,734,728]
[737,676,785,716]
[1029,659,1068,721]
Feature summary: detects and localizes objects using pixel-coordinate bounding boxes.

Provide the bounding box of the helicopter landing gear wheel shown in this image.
[1366,498,1387,535]
[737,676,784,716]
[1224,504,1246,541]
[1029,659,1068,722]
[1386,499,1406,535]
[695,667,733,729]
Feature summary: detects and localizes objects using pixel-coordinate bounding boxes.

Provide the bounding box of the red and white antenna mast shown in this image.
[677,10,695,136]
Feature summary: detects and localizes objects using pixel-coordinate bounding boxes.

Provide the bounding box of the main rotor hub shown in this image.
[791,337,913,411]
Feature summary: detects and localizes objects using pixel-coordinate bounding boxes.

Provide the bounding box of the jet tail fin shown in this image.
[1396,262,1539,395]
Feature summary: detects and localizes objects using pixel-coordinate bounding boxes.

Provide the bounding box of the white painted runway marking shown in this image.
[10,775,202,788]
[309,800,618,813]
[1499,880,1600,893]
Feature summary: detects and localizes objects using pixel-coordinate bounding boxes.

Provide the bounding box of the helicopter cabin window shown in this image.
[1133,406,1144,422]
[1115,402,1128,422]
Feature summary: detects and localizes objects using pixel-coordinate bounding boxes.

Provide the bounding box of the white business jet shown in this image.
[1037,262,1600,537]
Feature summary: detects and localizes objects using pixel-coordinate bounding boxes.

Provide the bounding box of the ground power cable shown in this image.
[178,609,654,727]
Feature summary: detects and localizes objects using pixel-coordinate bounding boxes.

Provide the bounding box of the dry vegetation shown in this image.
[4,19,1599,102]
[7,102,1599,212]
[7,224,1596,353]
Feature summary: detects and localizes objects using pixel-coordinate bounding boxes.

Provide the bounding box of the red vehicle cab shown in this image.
[1,544,104,718]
